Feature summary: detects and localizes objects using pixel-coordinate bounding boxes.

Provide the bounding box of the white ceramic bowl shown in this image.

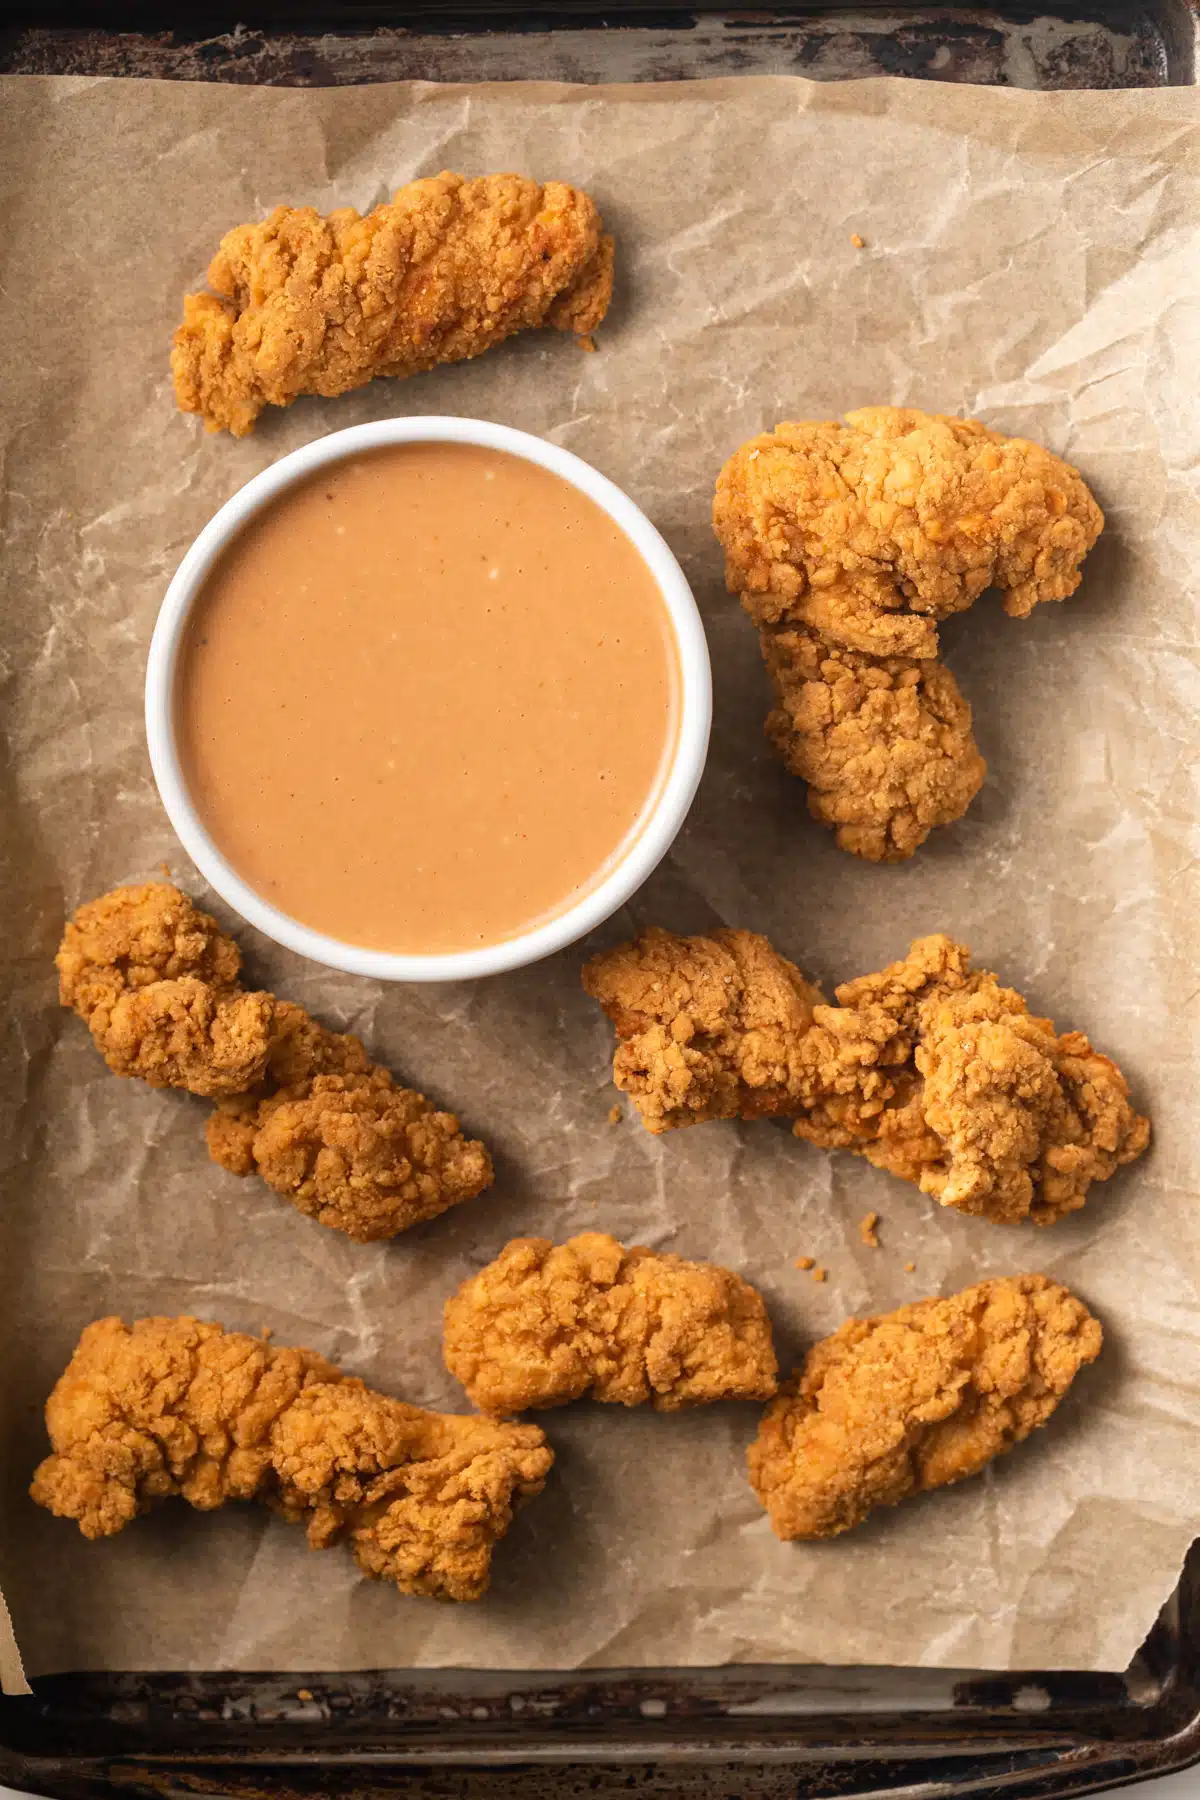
[146,417,711,982]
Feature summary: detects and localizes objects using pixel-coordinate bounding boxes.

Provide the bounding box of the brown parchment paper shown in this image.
[1,72,1199,1683]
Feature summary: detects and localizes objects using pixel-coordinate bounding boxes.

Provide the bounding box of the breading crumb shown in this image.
[904,1260,916,1273]
[297,1688,314,1703]
[850,233,866,249]
[858,1211,880,1248]
[577,333,597,353]
[795,1256,815,1271]
[607,1104,622,1125]
[811,1266,827,1283]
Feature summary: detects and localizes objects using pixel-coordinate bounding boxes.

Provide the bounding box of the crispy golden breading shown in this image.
[96,979,276,1098]
[580,926,827,1132]
[713,407,1102,859]
[28,1316,338,1539]
[747,1275,1101,1539]
[759,622,986,862]
[261,998,372,1086]
[583,927,1149,1226]
[173,172,615,436]
[443,1233,778,1414]
[56,882,264,1091]
[59,884,493,1240]
[271,1382,552,1602]
[57,881,244,1014]
[210,1070,495,1243]
[31,1316,552,1602]
[715,408,1104,656]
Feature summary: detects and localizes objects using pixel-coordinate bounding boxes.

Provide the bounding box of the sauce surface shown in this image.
[176,442,680,954]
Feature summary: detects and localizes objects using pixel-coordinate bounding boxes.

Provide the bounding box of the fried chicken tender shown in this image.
[583,927,1149,1226]
[28,1316,338,1539]
[58,885,493,1241]
[759,622,986,862]
[715,408,1104,657]
[173,172,615,437]
[271,1382,552,1601]
[747,1275,1101,1539]
[443,1233,778,1414]
[713,408,1103,859]
[31,1316,552,1602]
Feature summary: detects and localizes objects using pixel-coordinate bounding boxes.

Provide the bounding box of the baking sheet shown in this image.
[1,72,1198,1681]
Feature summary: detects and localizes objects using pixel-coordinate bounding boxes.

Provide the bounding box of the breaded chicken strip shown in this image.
[28,1316,339,1539]
[443,1233,778,1414]
[759,622,986,863]
[31,1316,552,1602]
[58,885,493,1241]
[715,408,1104,657]
[747,1275,1101,1539]
[583,928,1149,1226]
[271,1382,552,1601]
[713,408,1102,859]
[173,172,615,436]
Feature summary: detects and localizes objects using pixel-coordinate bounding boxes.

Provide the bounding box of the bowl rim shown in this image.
[145,415,712,982]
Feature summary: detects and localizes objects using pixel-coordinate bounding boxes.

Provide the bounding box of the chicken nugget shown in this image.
[58,884,493,1240]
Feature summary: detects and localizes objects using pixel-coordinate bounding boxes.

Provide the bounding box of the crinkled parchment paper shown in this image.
[1,73,1199,1681]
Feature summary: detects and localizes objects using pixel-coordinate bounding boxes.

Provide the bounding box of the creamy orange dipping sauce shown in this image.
[176,442,680,955]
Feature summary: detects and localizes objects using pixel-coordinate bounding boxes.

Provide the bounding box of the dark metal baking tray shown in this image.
[3,1544,1200,1800]
[2,0,1197,88]
[2,8,1198,1795]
